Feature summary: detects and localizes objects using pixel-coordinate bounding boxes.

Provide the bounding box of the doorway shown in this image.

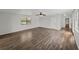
[65,18,70,31]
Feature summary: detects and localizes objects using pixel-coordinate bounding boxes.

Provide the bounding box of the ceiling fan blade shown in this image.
[43,14,46,16]
[36,14,40,16]
[35,12,46,16]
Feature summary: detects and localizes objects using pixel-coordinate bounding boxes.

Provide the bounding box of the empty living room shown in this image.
[0,9,79,50]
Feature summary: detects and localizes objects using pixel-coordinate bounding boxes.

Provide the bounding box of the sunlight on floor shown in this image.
[20,31,32,42]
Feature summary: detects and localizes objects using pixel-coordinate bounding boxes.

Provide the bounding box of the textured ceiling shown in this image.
[0,9,73,15]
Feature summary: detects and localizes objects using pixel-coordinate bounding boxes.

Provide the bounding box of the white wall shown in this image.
[0,11,72,35]
[74,31,79,49]
[39,16,51,28]
[71,10,79,49]
[0,13,39,35]
[60,15,65,28]
[39,15,65,30]
[49,15,61,30]
[0,13,12,35]
[11,14,39,32]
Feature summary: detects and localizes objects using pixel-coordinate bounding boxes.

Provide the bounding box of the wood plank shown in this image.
[0,27,78,50]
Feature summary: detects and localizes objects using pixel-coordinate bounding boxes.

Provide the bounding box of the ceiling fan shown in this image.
[36,12,46,16]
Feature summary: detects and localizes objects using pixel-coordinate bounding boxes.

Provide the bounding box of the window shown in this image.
[21,16,31,25]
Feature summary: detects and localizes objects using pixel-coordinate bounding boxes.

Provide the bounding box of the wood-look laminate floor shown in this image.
[0,27,78,50]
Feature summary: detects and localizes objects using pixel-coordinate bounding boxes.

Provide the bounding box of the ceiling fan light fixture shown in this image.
[36,12,46,16]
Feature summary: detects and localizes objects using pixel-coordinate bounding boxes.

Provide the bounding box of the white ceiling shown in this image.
[0,9,73,15]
